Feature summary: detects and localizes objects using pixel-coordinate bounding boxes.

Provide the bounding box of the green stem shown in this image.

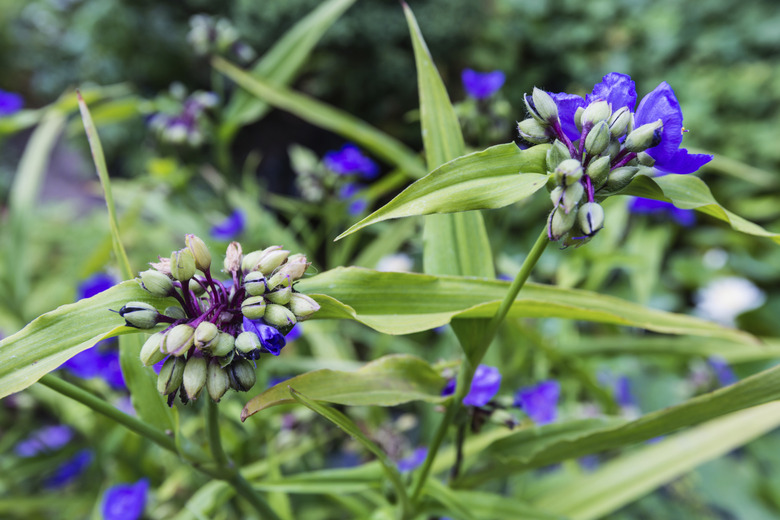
[409,226,549,506]
[207,398,230,468]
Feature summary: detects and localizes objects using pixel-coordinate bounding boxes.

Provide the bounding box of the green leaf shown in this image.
[0,281,173,399]
[242,354,445,420]
[221,0,357,131]
[337,144,548,240]
[298,267,754,342]
[424,478,478,520]
[622,174,780,244]
[532,402,780,520]
[252,465,381,494]
[432,488,566,520]
[212,56,425,178]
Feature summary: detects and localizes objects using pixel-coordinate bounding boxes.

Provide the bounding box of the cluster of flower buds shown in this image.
[148,87,219,147]
[187,14,256,64]
[117,235,320,405]
[518,88,663,247]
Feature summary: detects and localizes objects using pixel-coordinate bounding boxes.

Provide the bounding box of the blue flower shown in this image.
[44,449,93,488]
[242,317,286,355]
[397,447,428,473]
[0,89,24,116]
[324,144,379,180]
[78,273,116,300]
[708,356,737,387]
[285,323,302,342]
[61,338,126,390]
[514,380,560,425]
[462,69,505,99]
[211,209,246,241]
[628,197,695,226]
[614,376,636,409]
[15,425,74,457]
[101,479,149,520]
[339,182,359,200]
[441,364,501,407]
[348,198,368,216]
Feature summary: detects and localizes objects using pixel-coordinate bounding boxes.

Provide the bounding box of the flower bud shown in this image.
[274,260,309,281]
[194,322,219,351]
[517,118,551,144]
[210,332,235,357]
[266,273,292,292]
[606,138,621,159]
[223,241,242,273]
[545,140,571,172]
[163,324,195,356]
[637,152,655,167]
[185,234,211,272]
[140,332,167,366]
[550,186,564,206]
[235,331,262,360]
[240,249,265,273]
[604,166,639,193]
[183,356,208,400]
[164,306,187,321]
[625,120,663,153]
[584,121,610,156]
[288,293,320,320]
[206,359,230,402]
[554,159,583,186]
[574,106,584,133]
[255,248,289,275]
[228,359,257,392]
[264,304,297,332]
[578,202,605,236]
[561,182,584,214]
[585,155,611,189]
[139,269,174,297]
[244,271,267,296]
[609,106,631,138]
[157,357,185,395]
[548,206,577,241]
[265,285,292,305]
[524,87,558,123]
[580,100,611,126]
[189,278,206,296]
[170,249,196,282]
[118,302,160,329]
[241,296,267,320]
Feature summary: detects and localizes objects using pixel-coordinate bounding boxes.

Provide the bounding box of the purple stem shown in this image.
[612,151,638,170]
[550,119,577,158]
[583,175,595,202]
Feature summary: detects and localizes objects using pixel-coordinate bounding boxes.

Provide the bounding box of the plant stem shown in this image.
[408,226,549,506]
[207,397,230,468]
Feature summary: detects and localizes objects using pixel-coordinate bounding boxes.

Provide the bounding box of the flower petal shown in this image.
[462,69,505,99]
[586,72,637,112]
[549,92,585,142]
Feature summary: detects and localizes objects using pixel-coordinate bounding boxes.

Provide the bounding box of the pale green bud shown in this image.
[157,357,185,395]
[625,120,663,153]
[604,166,639,193]
[218,349,235,368]
[550,186,564,206]
[206,359,230,402]
[581,100,611,126]
[578,202,605,236]
[266,273,291,292]
[185,234,211,272]
[210,332,235,357]
[517,118,551,144]
[264,303,297,330]
[194,322,219,351]
[548,206,577,241]
[574,106,584,134]
[244,271,267,296]
[228,359,257,392]
[223,241,242,273]
[189,278,206,296]
[163,324,195,356]
[584,121,610,156]
[140,332,167,366]
[118,302,160,329]
[586,156,611,189]
[637,152,655,167]
[546,140,571,172]
[139,269,174,297]
[255,248,289,275]
[288,293,320,320]
[240,249,266,273]
[265,285,292,305]
[606,138,621,159]
[561,182,584,214]
[170,249,196,282]
[609,106,631,138]
[527,87,558,122]
[235,331,262,360]
[554,159,583,186]
[274,259,309,281]
[164,306,187,321]
[241,296,267,320]
[183,356,208,400]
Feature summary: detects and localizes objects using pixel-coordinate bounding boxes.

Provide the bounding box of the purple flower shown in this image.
[348,198,368,216]
[211,209,246,241]
[614,376,635,409]
[15,425,74,457]
[44,449,93,488]
[285,323,302,342]
[441,364,502,407]
[0,89,24,116]
[243,317,286,355]
[339,182,359,200]
[78,273,116,300]
[267,375,291,388]
[708,356,737,387]
[462,69,505,100]
[61,338,126,390]
[324,144,379,180]
[628,197,695,226]
[514,380,560,425]
[397,447,428,473]
[101,479,149,520]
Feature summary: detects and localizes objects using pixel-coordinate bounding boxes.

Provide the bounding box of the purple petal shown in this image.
[628,197,696,226]
[585,72,637,112]
[653,149,713,175]
[324,144,379,179]
[441,378,456,397]
[614,376,635,408]
[397,447,428,473]
[339,182,359,200]
[78,273,116,300]
[0,90,24,116]
[548,92,585,142]
[45,450,93,488]
[514,380,560,425]
[463,365,501,407]
[101,479,149,520]
[348,199,368,216]
[243,317,287,355]
[708,356,737,387]
[15,425,74,457]
[210,209,246,241]
[462,69,505,100]
[99,350,127,390]
[285,323,302,342]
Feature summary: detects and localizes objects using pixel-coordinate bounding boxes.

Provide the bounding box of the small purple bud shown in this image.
[243,317,287,356]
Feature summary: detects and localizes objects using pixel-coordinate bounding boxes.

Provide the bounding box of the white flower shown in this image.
[694,277,765,326]
[375,254,413,273]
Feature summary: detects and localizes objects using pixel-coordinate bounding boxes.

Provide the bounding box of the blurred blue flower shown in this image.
[78,273,116,300]
[101,479,149,520]
[339,182,359,199]
[628,197,695,226]
[45,449,93,488]
[514,380,560,425]
[461,69,505,100]
[397,447,428,473]
[324,144,379,180]
[267,375,291,388]
[0,89,24,116]
[708,356,737,387]
[61,338,126,390]
[614,376,636,409]
[442,364,501,407]
[211,209,246,241]
[348,198,368,216]
[15,425,74,457]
